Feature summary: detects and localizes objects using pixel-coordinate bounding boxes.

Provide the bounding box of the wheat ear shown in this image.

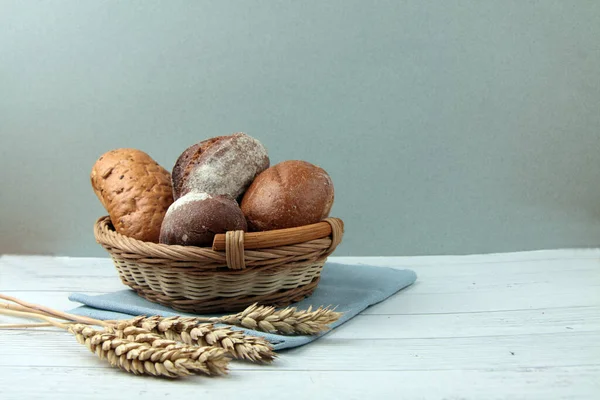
[0,308,230,379]
[118,303,343,336]
[69,324,230,378]
[114,316,275,363]
[0,308,70,329]
[214,303,343,335]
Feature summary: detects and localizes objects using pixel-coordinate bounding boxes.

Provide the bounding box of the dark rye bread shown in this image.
[159,192,247,246]
[171,133,269,201]
[171,136,225,199]
[240,160,334,231]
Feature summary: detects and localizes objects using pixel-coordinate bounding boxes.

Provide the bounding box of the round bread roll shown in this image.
[159,192,247,246]
[91,148,174,242]
[172,133,269,201]
[240,160,334,231]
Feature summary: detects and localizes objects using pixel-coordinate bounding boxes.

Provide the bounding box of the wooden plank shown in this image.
[4,254,599,288]
[0,367,598,400]
[4,249,599,284]
[5,252,598,279]
[1,250,599,399]
[0,256,125,292]
[328,306,600,338]
[1,330,598,371]
[2,254,599,315]
[2,299,597,340]
[3,275,598,318]
[362,286,600,315]
[3,252,599,292]
[332,248,600,266]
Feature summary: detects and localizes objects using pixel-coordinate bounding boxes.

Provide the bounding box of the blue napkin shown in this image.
[67,262,417,350]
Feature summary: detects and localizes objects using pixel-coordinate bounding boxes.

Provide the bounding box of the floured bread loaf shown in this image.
[171,133,269,201]
[91,148,173,242]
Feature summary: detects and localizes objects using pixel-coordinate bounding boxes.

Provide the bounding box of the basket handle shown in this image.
[224,230,246,270]
[213,218,344,252]
[220,218,344,270]
[219,218,344,270]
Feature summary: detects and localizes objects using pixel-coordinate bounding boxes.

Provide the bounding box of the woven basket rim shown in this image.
[94,215,344,262]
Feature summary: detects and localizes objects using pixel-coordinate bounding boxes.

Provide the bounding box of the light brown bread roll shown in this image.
[91,148,174,242]
[171,133,270,201]
[240,160,334,231]
[159,192,247,246]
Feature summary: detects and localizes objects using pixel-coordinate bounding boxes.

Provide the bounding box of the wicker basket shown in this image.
[94,216,344,314]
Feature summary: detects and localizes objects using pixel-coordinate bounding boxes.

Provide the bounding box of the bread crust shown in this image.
[159,192,247,246]
[241,160,334,231]
[91,148,173,242]
[172,133,269,201]
[171,136,226,199]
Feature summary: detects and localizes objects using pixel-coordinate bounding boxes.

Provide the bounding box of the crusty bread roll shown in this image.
[171,135,225,199]
[171,133,269,201]
[159,192,247,246]
[91,148,174,242]
[240,160,334,231]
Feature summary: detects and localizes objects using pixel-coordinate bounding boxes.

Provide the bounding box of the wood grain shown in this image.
[1,250,599,399]
[1,329,599,371]
[1,367,598,400]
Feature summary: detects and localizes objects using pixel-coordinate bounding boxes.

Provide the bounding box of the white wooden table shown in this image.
[1,249,599,399]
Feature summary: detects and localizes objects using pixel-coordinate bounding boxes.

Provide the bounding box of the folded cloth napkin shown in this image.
[68,262,417,351]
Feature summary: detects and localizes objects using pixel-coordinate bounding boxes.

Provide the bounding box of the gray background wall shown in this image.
[1,1,599,257]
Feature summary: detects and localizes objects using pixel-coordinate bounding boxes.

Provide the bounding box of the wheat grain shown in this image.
[114,316,275,363]
[217,303,343,335]
[68,324,230,378]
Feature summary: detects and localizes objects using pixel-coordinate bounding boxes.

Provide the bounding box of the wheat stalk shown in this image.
[114,316,275,363]
[215,303,343,335]
[0,295,342,335]
[0,302,77,328]
[0,322,56,328]
[0,294,110,326]
[0,307,70,329]
[69,324,230,378]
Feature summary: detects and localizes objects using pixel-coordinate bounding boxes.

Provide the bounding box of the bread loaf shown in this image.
[91,148,174,242]
[171,133,269,201]
[159,192,247,246]
[240,160,334,231]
